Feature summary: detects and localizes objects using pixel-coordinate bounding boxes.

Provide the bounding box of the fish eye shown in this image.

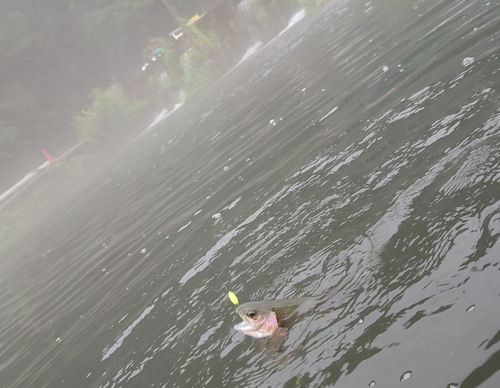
[247,311,257,319]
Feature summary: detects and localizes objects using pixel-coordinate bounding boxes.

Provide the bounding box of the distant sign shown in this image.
[169,27,183,40]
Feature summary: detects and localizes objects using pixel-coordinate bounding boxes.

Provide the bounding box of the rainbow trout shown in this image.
[234,297,317,338]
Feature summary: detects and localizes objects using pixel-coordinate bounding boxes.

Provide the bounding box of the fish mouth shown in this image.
[233,320,271,338]
[234,320,254,331]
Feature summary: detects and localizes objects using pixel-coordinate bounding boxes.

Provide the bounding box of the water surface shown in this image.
[2,0,500,387]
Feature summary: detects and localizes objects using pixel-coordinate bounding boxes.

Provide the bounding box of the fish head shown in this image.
[233,297,316,338]
[234,304,280,338]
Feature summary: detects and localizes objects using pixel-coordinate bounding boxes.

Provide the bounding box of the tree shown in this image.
[74,82,146,142]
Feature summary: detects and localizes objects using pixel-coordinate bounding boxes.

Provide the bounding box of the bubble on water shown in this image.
[141,248,147,254]
[447,384,459,388]
[382,65,389,72]
[466,305,475,312]
[369,380,376,386]
[56,337,62,343]
[462,57,474,67]
[223,166,229,171]
[358,318,364,324]
[400,371,412,382]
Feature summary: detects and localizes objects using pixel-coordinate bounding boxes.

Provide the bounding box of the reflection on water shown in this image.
[2,0,500,387]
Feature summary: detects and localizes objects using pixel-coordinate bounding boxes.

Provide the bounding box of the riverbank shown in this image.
[0,2,319,253]
[0,140,88,211]
[0,92,188,253]
[0,142,103,251]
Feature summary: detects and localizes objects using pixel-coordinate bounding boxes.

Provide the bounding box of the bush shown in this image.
[180,47,220,98]
[73,82,146,142]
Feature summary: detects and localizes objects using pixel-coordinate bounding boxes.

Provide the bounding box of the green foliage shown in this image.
[185,63,218,99]
[180,47,219,98]
[255,7,272,27]
[163,48,184,86]
[140,37,184,109]
[187,22,225,56]
[229,19,244,35]
[178,19,228,98]
[74,82,146,142]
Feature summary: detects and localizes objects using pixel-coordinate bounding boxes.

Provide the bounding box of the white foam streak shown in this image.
[280,9,306,35]
[101,303,155,361]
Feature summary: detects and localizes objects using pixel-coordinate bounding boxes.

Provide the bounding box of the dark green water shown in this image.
[2,0,500,387]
